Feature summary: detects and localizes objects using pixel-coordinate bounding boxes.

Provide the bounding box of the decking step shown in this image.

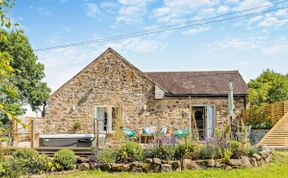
[258,112,288,147]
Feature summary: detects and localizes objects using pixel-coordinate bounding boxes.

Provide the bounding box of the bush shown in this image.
[200,144,216,159]
[0,161,22,178]
[12,148,49,175]
[248,146,260,156]
[184,143,201,160]
[144,145,176,160]
[230,140,248,158]
[98,149,117,163]
[219,148,233,163]
[174,144,186,161]
[54,149,77,170]
[116,141,143,163]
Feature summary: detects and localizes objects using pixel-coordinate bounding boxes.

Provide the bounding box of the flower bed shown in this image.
[76,145,273,173]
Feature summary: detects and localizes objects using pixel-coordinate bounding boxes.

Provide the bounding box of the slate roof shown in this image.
[145,71,248,96]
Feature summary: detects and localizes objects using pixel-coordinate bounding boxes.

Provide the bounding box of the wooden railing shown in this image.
[12,117,45,148]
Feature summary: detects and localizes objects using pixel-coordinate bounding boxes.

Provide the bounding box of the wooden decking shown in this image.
[258,113,288,148]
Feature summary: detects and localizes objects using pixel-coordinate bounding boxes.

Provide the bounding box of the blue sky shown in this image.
[10,0,288,92]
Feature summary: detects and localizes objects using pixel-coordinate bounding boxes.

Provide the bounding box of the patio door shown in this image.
[95,106,121,134]
[205,105,215,139]
[95,107,108,133]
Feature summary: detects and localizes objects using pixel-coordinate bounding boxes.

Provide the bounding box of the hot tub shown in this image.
[39,134,105,147]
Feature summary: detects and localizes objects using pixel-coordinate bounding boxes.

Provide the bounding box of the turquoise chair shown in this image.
[174,128,191,138]
[123,128,136,138]
[173,130,183,138]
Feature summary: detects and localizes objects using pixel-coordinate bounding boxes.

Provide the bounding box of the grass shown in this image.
[47,151,288,178]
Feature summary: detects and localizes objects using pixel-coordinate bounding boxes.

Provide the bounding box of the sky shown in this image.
[9,0,288,94]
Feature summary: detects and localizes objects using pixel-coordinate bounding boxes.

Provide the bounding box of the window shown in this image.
[95,106,120,133]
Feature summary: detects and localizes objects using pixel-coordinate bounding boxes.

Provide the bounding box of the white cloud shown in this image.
[153,0,217,17]
[275,9,288,17]
[209,36,288,57]
[182,27,209,35]
[225,0,239,3]
[117,0,153,24]
[86,3,101,17]
[37,46,103,91]
[117,6,145,23]
[217,5,229,13]
[234,0,271,11]
[247,16,263,25]
[105,37,163,53]
[262,42,288,55]
[152,0,218,24]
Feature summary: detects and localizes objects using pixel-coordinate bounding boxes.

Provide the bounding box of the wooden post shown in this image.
[96,120,100,149]
[14,133,20,147]
[44,116,47,134]
[30,119,34,148]
[34,133,40,147]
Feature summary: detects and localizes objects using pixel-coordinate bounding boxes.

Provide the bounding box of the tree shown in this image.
[0,30,51,112]
[248,69,288,106]
[246,69,288,128]
[0,0,21,123]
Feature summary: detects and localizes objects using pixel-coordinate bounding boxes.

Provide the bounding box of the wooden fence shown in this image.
[12,117,45,148]
[242,101,288,126]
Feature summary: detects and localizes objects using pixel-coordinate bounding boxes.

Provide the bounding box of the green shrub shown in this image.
[98,149,117,163]
[174,144,186,161]
[54,149,77,170]
[219,148,233,163]
[200,144,216,159]
[248,146,260,156]
[144,145,176,160]
[12,148,49,175]
[230,140,248,158]
[73,121,81,130]
[116,141,143,163]
[0,161,22,178]
[184,143,201,160]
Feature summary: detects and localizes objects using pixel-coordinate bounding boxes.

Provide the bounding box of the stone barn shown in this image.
[44,48,248,140]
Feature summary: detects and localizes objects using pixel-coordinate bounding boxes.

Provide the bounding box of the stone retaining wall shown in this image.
[77,148,273,173]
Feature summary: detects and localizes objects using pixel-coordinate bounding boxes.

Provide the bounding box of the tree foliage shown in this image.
[248,69,288,106]
[246,69,288,128]
[0,30,51,112]
[0,0,50,126]
[0,0,21,123]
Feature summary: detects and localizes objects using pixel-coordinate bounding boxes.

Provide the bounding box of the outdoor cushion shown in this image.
[143,128,150,134]
[149,126,157,135]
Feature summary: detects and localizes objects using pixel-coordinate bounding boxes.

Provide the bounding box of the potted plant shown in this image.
[73,121,81,133]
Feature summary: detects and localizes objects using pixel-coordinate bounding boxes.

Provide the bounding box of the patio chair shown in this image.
[123,128,137,140]
[173,128,191,138]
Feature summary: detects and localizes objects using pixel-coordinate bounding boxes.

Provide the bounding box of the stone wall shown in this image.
[45,49,155,134]
[141,97,246,131]
[44,48,246,135]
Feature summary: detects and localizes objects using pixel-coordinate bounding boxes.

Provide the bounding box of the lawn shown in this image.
[48,151,288,178]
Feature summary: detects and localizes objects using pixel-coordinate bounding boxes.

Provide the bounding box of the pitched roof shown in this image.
[145,71,248,96]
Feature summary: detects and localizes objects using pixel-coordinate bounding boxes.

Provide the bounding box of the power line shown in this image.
[35,1,288,51]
